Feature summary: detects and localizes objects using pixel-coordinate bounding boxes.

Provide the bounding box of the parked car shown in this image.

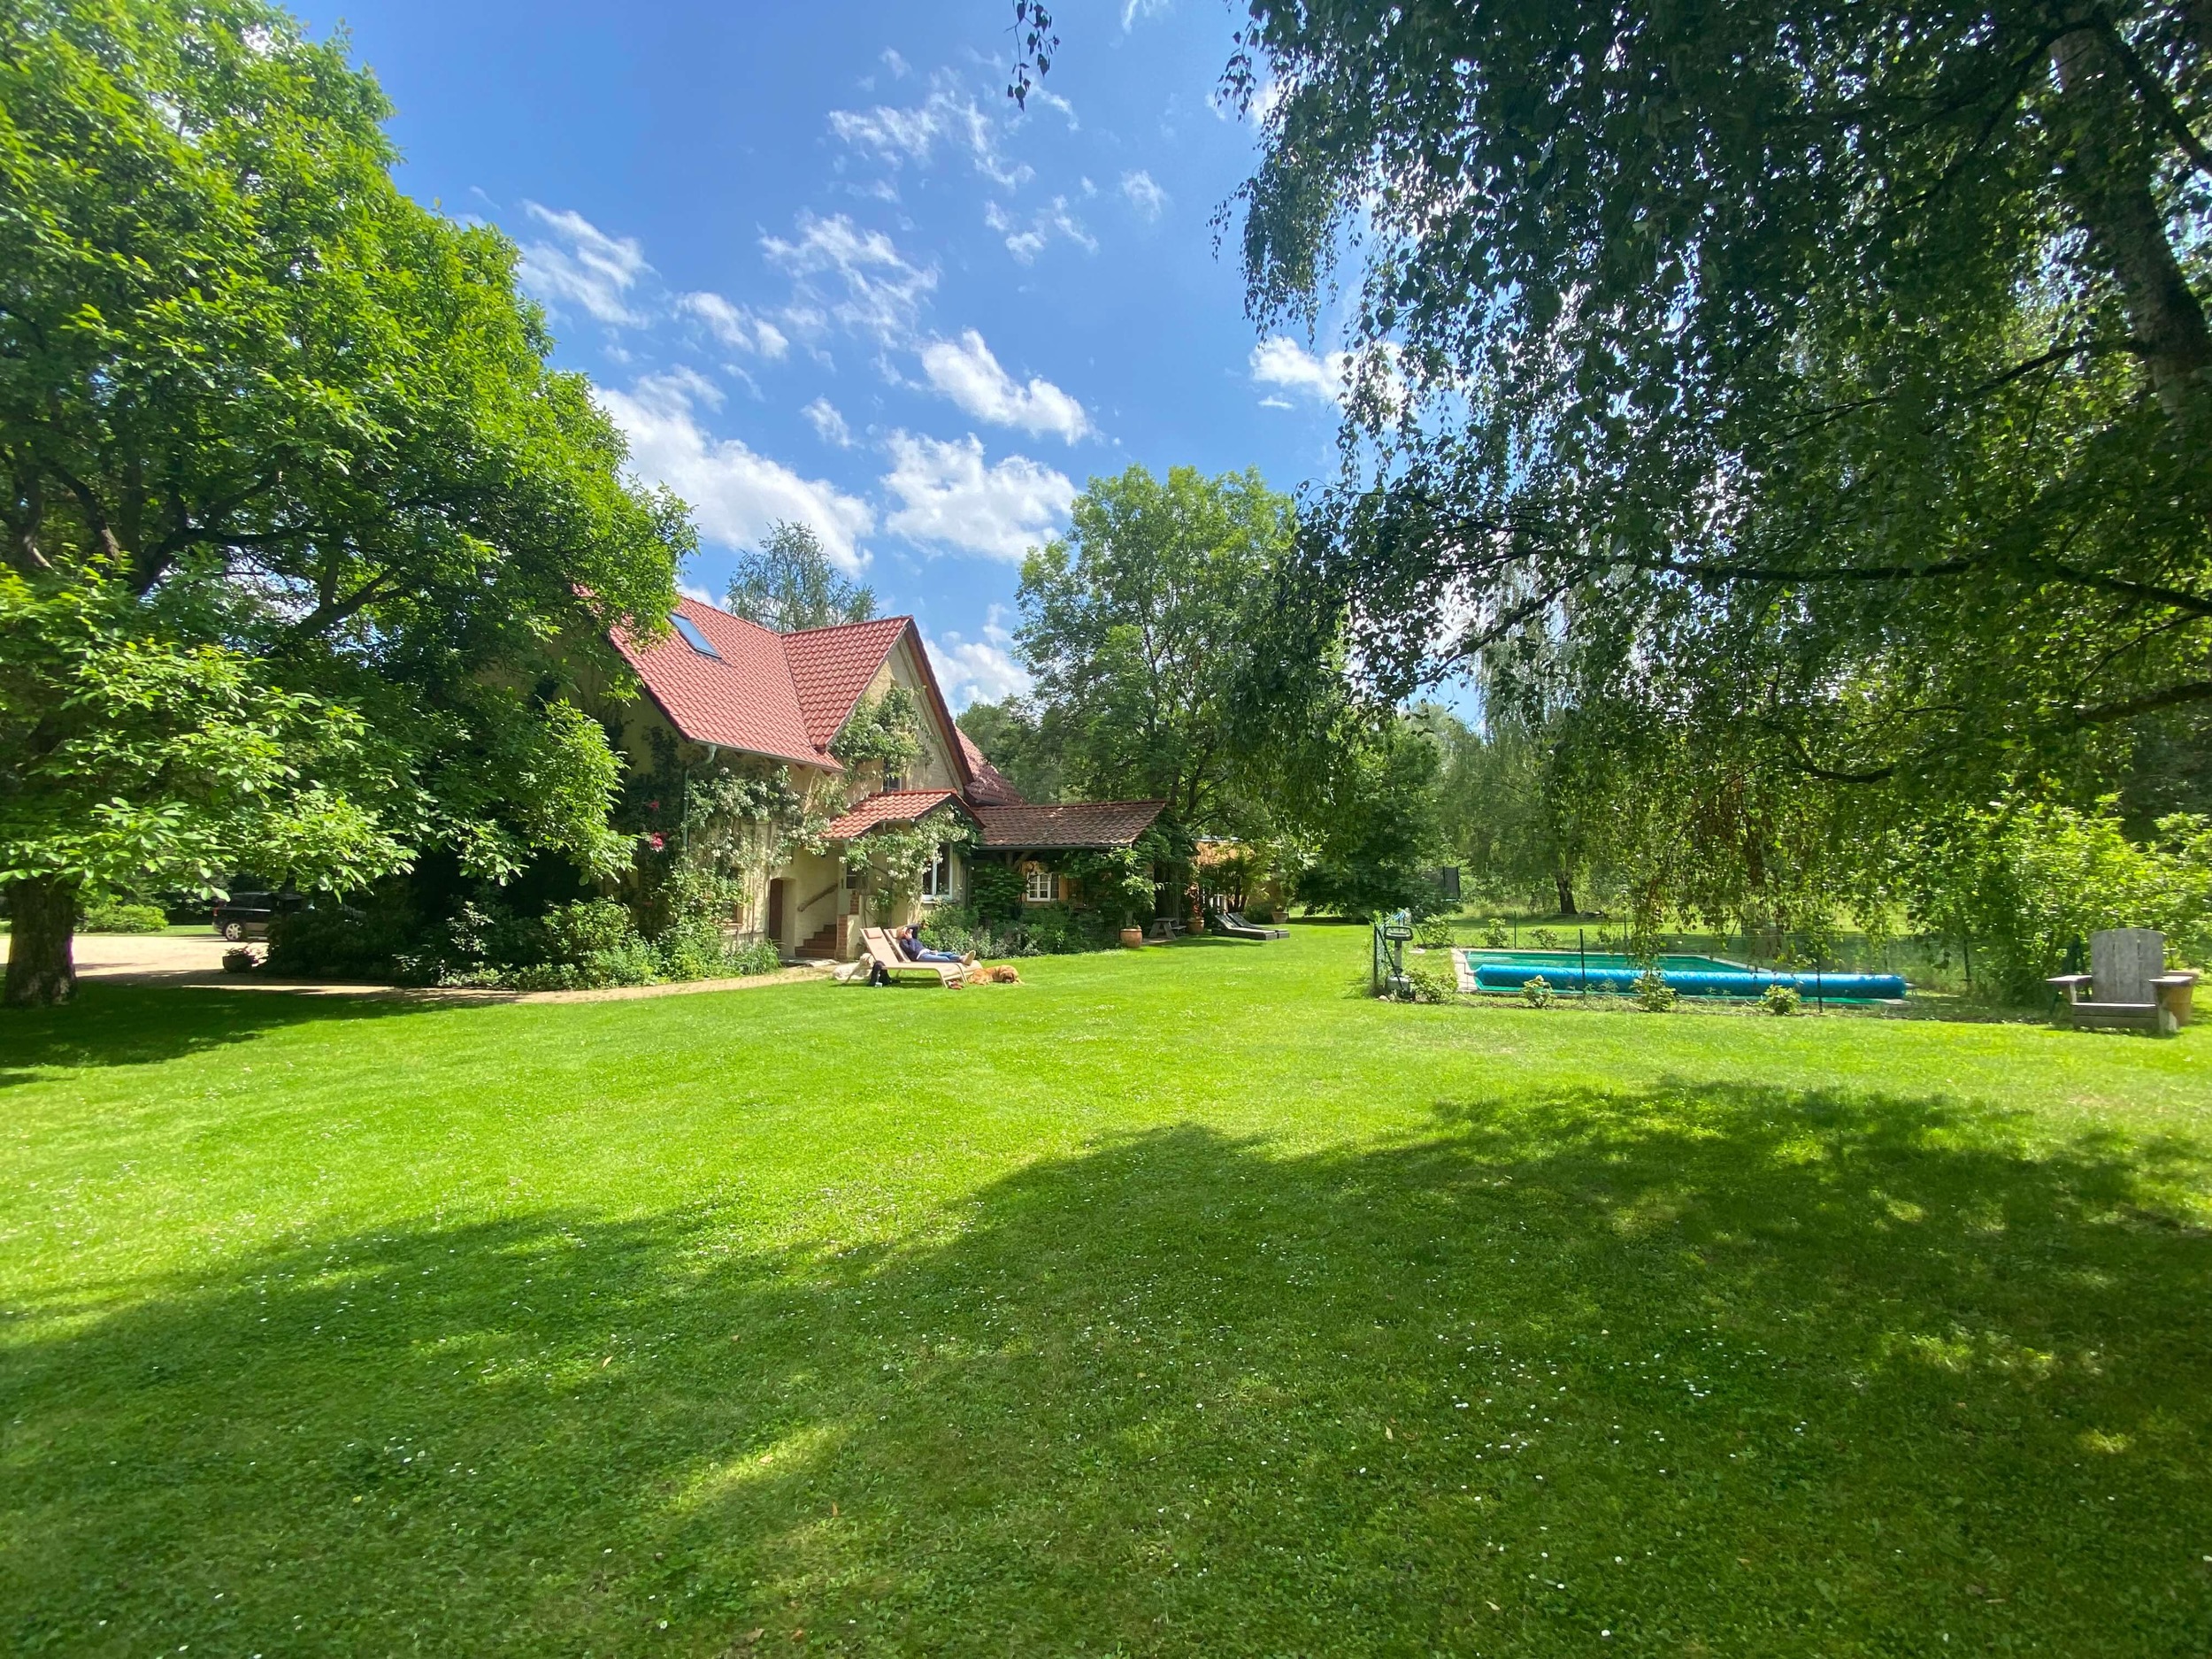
[210,889,301,941]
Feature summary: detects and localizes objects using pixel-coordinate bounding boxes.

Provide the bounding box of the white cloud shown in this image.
[880,47,910,78]
[803,396,853,447]
[926,630,1033,710]
[600,372,873,573]
[918,331,1091,443]
[1029,88,1079,129]
[762,211,938,346]
[1250,334,1349,403]
[679,580,715,604]
[1122,0,1171,27]
[1120,169,1167,220]
[983,196,1096,265]
[881,432,1074,562]
[677,290,788,357]
[827,79,1031,188]
[518,204,650,326]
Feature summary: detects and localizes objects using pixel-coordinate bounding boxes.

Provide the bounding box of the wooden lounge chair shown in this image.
[2049,927,2195,1035]
[859,926,964,987]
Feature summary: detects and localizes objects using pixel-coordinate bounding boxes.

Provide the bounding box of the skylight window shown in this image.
[670,613,722,659]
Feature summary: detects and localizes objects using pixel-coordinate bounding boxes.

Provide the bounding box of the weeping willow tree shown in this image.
[1013,0,2212,922]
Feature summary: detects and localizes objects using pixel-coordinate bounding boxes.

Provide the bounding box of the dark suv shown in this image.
[211,888,300,941]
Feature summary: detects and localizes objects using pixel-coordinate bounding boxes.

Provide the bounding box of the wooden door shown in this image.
[766,879,787,945]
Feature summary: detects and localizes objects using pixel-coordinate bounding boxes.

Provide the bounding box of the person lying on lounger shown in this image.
[897,924,975,966]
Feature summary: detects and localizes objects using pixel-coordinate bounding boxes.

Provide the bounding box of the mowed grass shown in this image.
[3,930,2210,1655]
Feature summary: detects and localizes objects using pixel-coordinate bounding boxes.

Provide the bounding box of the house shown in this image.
[574,595,1168,960]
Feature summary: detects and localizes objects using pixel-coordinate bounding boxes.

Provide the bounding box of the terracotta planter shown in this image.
[1120,926,1144,950]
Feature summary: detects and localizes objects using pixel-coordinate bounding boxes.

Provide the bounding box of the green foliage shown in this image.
[1519,974,1555,1009]
[831,688,926,782]
[956,697,1064,803]
[1412,914,1454,949]
[723,522,875,633]
[1633,968,1678,1014]
[1764,983,1803,1018]
[0,0,687,1001]
[75,901,165,935]
[0,575,408,901]
[966,859,1026,924]
[1232,0,2212,810]
[1015,465,1296,825]
[1059,824,1182,928]
[1530,928,1561,953]
[841,810,974,919]
[1480,918,1509,949]
[1903,803,2212,1001]
[1292,718,1447,919]
[1402,953,1458,1004]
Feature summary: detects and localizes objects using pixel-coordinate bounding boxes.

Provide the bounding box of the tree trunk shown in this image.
[4,876,79,1008]
[2052,31,2212,441]
[1554,872,1577,917]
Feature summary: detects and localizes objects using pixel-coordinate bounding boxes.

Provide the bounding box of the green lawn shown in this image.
[3,929,2209,1655]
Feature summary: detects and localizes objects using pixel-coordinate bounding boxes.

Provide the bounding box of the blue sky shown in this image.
[291,0,1359,708]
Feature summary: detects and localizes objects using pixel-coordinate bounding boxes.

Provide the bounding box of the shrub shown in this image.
[1520,974,1555,1008]
[967,861,1026,923]
[1763,981,1802,1017]
[1019,903,1114,956]
[1404,954,1459,1003]
[221,946,257,973]
[1480,917,1509,948]
[1633,966,1678,1012]
[1413,914,1455,949]
[1532,927,1561,951]
[77,899,165,933]
[541,898,635,960]
[267,902,419,980]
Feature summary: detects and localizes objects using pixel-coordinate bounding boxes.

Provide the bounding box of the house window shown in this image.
[1024,863,1057,903]
[921,843,953,902]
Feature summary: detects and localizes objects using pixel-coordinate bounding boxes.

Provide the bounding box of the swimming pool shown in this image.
[1459,949,1909,1002]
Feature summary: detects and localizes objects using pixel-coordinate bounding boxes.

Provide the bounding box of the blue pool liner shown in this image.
[1466,959,1907,1001]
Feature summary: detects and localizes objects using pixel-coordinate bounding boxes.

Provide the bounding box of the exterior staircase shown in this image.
[795,921,841,961]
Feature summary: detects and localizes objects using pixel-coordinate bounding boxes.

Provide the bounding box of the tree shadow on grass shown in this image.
[4,1084,2210,1655]
[0,984,457,1089]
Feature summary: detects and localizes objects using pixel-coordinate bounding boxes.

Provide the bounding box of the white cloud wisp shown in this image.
[918,331,1091,443]
[763,211,938,346]
[600,372,873,573]
[518,204,650,326]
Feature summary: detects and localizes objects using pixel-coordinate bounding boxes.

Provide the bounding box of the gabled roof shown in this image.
[957,729,1025,806]
[614,600,977,787]
[781,617,910,751]
[974,800,1168,850]
[825,788,975,840]
[611,599,822,769]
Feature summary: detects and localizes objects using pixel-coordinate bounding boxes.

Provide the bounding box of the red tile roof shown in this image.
[957,729,1025,806]
[974,800,1167,849]
[825,789,975,840]
[781,618,910,751]
[612,599,823,769]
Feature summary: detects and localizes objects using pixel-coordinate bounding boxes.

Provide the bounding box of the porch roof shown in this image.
[972,800,1168,851]
[825,788,974,840]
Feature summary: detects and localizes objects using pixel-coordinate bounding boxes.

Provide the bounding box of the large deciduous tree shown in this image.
[1014,0,2212,918]
[1015,465,1296,825]
[0,0,686,1004]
